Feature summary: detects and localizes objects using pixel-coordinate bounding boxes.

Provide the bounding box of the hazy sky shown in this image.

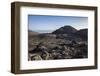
[28,15,88,33]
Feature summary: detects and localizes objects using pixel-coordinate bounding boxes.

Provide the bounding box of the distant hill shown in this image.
[52,25,77,34]
[28,30,39,35]
[75,29,88,40]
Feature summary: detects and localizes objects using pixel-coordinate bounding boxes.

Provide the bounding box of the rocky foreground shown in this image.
[28,26,88,61]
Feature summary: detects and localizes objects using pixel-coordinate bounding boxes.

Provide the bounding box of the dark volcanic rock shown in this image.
[28,25,88,61]
[52,25,77,34]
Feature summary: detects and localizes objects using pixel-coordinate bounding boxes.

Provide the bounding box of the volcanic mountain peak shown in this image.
[52,25,77,34]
